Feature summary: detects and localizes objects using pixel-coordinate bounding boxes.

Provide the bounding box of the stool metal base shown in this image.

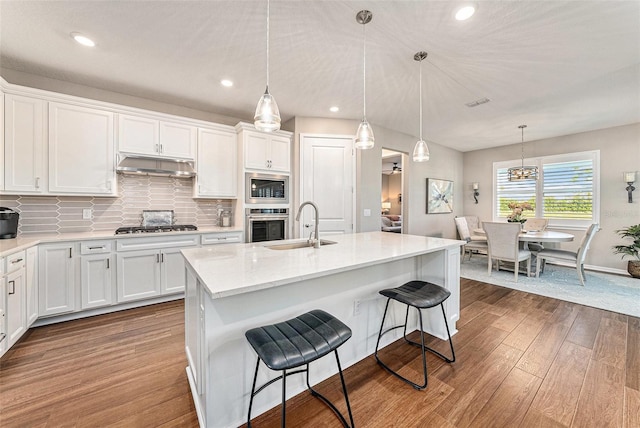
[247,349,355,427]
[374,299,455,390]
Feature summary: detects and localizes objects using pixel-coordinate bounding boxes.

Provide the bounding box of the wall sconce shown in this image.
[381,202,391,213]
[625,172,636,203]
[472,182,479,204]
[398,193,402,203]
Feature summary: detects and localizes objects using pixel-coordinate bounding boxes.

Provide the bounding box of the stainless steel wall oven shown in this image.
[246,208,289,243]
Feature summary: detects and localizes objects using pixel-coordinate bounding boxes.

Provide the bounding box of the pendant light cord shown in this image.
[266,0,270,90]
[362,21,366,119]
[521,125,525,168]
[419,59,423,141]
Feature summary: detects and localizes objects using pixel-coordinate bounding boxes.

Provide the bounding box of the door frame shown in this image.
[298,133,357,238]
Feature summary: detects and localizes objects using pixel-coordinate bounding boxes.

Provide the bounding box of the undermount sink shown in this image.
[265,239,337,250]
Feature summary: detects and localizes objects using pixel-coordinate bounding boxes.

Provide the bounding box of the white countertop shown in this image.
[182,231,465,299]
[0,226,243,257]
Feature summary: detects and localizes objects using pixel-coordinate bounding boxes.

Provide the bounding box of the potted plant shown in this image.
[613,224,640,278]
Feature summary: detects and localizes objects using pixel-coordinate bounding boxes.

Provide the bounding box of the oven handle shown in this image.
[246,215,289,221]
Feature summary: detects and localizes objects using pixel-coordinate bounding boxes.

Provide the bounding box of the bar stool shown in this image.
[245,309,355,427]
[374,280,456,390]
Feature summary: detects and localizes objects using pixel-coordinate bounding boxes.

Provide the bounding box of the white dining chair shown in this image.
[535,223,599,286]
[483,222,531,281]
[454,217,487,262]
[522,217,549,252]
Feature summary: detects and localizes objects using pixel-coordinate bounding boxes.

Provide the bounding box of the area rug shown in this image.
[460,255,640,318]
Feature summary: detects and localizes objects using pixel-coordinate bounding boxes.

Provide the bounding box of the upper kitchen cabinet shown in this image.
[0,91,4,191]
[195,126,237,198]
[118,113,196,160]
[49,102,117,196]
[4,94,47,193]
[236,122,292,173]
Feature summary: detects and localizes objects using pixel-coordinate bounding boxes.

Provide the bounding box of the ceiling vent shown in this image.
[465,97,491,108]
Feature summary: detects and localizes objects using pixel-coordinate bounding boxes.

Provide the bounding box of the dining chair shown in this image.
[483,222,531,281]
[454,217,487,261]
[522,217,549,252]
[535,223,599,286]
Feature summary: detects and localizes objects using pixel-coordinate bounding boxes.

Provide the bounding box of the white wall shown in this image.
[286,117,465,239]
[463,122,640,273]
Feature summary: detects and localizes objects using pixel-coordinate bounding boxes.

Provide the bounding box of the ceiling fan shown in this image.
[383,162,402,175]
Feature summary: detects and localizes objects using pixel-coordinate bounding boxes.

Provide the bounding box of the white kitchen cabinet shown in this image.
[116,234,198,303]
[6,251,26,348]
[80,240,115,310]
[0,91,5,190]
[118,113,196,160]
[0,274,6,356]
[201,231,243,246]
[25,246,38,326]
[48,102,116,195]
[238,123,291,173]
[4,94,47,193]
[38,243,77,316]
[195,127,237,198]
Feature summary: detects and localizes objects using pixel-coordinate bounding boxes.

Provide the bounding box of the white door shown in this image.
[38,244,76,316]
[48,102,115,195]
[244,132,270,171]
[118,114,158,155]
[159,121,196,159]
[196,128,237,198]
[300,135,354,237]
[81,254,114,309]
[269,135,291,172]
[116,250,161,302]
[6,268,26,348]
[160,248,189,294]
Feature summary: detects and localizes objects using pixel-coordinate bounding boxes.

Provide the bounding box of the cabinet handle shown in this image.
[8,280,15,295]
[106,259,110,269]
[11,258,23,264]
[155,144,159,153]
[88,246,105,250]
[160,144,163,153]
[69,248,73,258]
[35,177,40,189]
[161,253,164,263]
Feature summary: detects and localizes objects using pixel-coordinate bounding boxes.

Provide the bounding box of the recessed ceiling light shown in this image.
[329,106,339,112]
[455,5,476,21]
[221,79,233,87]
[70,32,95,47]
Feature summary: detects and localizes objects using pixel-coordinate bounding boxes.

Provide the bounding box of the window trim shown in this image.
[492,150,600,230]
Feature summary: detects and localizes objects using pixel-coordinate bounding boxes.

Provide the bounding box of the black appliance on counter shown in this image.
[0,207,19,239]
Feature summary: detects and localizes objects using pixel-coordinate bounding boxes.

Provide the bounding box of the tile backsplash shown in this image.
[0,175,233,234]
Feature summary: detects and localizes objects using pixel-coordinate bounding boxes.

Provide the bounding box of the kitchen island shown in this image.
[182,231,464,427]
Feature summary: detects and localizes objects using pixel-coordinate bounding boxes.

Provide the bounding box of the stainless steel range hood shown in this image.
[116,155,196,177]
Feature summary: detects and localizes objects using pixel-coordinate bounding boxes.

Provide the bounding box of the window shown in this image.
[494,151,599,229]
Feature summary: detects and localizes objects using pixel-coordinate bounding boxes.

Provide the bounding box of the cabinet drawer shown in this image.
[116,234,199,251]
[6,251,26,273]
[80,240,114,255]
[201,232,243,245]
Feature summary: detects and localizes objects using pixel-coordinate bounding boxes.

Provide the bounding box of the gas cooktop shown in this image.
[115,225,198,235]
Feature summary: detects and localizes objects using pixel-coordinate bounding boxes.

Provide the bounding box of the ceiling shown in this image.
[1,1,639,152]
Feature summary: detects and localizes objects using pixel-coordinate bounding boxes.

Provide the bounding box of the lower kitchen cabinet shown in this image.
[81,253,115,309]
[6,266,26,348]
[0,275,6,356]
[116,250,162,302]
[38,243,77,316]
[25,246,38,326]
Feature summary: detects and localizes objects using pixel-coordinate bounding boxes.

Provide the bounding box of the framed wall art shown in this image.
[426,178,454,214]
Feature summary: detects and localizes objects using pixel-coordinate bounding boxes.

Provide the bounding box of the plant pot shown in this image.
[628,260,640,278]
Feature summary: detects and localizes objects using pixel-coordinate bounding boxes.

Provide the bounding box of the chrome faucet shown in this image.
[295,201,320,248]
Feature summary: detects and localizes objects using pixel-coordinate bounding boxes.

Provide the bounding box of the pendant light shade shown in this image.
[507,125,538,181]
[254,0,281,132]
[413,51,430,162]
[354,10,374,149]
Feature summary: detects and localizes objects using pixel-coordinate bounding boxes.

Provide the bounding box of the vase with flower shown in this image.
[506,201,533,227]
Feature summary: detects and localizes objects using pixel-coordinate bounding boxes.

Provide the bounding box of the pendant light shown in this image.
[507,125,538,181]
[413,51,430,162]
[254,0,281,132]
[354,10,374,149]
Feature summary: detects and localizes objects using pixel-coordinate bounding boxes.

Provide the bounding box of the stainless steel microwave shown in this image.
[245,173,289,204]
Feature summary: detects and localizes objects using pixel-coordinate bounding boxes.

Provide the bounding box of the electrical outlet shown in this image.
[353,299,361,316]
[82,208,92,220]
[363,209,371,217]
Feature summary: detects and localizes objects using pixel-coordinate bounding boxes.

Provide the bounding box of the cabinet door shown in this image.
[0,91,4,191]
[160,121,196,160]
[81,254,114,309]
[118,114,159,156]
[160,248,189,294]
[244,132,270,171]
[6,268,27,348]
[116,250,161,302]
[39,244,76,316]
[49,102,116,195]
[196,128,237,198]
[269,135,291,172]
[25,246,38,326]
[4,94,46,192]
[0,276,6,356]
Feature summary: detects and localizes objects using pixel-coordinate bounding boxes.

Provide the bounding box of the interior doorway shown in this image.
[381,148,405,233]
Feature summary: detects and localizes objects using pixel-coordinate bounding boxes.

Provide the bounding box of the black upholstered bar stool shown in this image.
[374,280,456,390]
[245,309,355,427]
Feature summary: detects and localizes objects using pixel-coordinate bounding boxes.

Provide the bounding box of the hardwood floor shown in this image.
[1,279,638,427]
